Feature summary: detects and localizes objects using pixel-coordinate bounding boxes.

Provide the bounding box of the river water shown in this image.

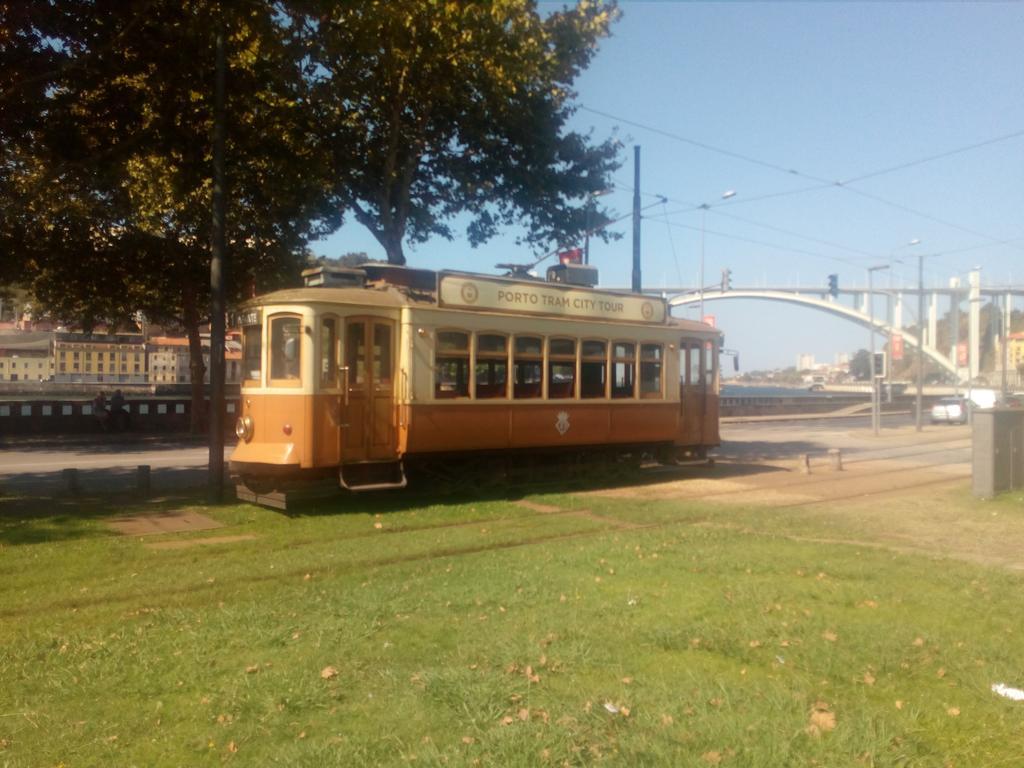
[721,384,828,398]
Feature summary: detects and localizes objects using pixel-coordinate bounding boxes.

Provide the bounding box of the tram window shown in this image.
[705,342,716,391]
[581,340,607,399]
[513,335,542,399]
[688,342,702,386]
[640,343,663,398]
[548,338,576,399]
[475,333,508,399]
[611,341,635,398]
[346,322,366,385]
[242,325,262,383]
[320,317,338,388]
[270,316,301,382]
[374,324,392,384]
[436,331,469,398]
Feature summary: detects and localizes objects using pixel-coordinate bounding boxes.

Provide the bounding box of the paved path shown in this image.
[0,436,228,495]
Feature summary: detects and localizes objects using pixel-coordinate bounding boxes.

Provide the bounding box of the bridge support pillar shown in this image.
[969,269,981,380]
[928,292,938,349]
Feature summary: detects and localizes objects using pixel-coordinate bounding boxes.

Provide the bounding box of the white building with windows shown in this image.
[0,331,53,382]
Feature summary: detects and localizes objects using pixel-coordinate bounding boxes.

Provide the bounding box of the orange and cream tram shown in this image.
[230,263,721,501]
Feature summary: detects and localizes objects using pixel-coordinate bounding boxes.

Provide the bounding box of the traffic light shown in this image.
[873,351,886,378]
[721,268,732,291]
[827,273,838,298]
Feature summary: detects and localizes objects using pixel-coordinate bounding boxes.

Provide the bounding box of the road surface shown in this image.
[0,437,224,495]
[0,414,972,497]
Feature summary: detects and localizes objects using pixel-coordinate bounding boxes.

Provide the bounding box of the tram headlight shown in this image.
[235,415,254,442]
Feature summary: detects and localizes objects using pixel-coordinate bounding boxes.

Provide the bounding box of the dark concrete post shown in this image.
[62,468,80,495]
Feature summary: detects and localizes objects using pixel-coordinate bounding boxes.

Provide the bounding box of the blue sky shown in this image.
[313,1,1024,371]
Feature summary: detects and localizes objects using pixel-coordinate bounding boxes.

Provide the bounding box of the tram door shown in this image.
[342,318,396,461]
[679,340,707,445]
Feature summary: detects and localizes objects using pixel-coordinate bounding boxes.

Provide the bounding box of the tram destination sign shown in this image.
[438,274,667,324]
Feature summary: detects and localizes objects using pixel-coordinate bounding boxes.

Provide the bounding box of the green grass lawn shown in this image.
[2,484,1024,767]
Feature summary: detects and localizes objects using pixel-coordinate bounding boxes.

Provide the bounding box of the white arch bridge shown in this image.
[660,272,1024,381]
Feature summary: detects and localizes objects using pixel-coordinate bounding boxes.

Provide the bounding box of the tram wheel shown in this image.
[239,474,277,494]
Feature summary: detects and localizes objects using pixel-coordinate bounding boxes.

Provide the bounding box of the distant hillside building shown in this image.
[1009,332,1024,373]
[0,331,53,382]
[53,333,147,384]
[147,334,242,385]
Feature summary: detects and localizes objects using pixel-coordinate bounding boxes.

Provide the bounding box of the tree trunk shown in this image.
[183,294,207,435]
[381,231,406,266]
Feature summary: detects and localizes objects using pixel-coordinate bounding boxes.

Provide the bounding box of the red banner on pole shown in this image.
[702,314,716,328]
[891,332,904,361]
[957,342,968,367]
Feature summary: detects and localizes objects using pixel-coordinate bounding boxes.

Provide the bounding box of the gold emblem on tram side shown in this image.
[641,301,654,320]
[460,281,479,304]
[555,411,570,436]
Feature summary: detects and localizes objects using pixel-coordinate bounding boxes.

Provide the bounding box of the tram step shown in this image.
[339,461,408,492]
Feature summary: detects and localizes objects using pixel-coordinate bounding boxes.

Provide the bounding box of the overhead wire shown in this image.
[652,217,865,268]
[659,198,685,286]
[581,105,1024,255]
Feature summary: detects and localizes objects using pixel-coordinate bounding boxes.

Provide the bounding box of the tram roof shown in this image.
[247,275,718,334]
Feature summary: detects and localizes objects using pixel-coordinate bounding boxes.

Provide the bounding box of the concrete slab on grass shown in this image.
[108,510,223,536]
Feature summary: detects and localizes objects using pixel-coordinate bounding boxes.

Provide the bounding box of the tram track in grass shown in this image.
[2,441,976,622]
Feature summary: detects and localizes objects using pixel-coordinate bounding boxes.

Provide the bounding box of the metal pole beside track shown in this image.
[916,254,924,431]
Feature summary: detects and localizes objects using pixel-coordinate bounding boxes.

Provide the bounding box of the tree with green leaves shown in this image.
[2,1,336,429]
[290,0,622,264]
[849,349,872,381]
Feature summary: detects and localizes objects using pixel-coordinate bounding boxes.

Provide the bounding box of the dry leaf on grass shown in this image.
[320,666,338,680]
[244,665,259,674]
[702,751,722,765]
[806,702,837,737]
[822,630,838,643]
[947,707,960,717]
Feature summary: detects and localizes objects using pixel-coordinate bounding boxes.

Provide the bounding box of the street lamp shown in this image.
[699,189,736,320]
[887,239,921,407]
[868,264,890,436]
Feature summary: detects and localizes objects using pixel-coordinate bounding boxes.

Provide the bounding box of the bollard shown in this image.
[137,465,151,496]
[63,468,80,495]
[802,454,812,474]
[828,448,843,471]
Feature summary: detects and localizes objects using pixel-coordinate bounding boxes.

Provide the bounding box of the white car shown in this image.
[931,397,968,425]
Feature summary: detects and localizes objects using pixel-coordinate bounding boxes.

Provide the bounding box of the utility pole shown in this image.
[915,255,924,431]
[208,23,227,504]
[631,145,641,294]
[1003,292,1011,397]
[949,282,960,391]
[868,265,889,436]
